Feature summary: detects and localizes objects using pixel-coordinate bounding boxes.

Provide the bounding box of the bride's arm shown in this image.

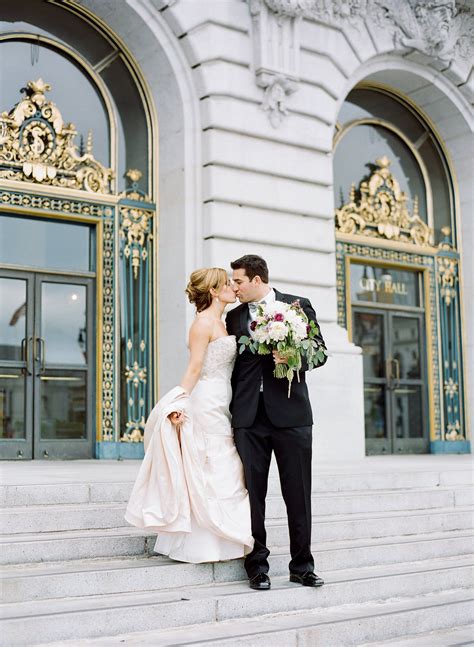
[179,318,213,394]
[169,319,212,426]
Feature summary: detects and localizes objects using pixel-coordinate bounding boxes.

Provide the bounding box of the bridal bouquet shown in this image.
[238,300,327,397]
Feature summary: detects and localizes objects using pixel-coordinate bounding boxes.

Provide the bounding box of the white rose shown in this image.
[267,321,288,342]
[254,326,269,344]
[293,324,308,341]
[264,301,288,316]
[285,309,299,324]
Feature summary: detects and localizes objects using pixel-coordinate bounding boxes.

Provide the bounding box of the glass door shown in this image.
[353,308,428,454]
[390,314,428,453]
[0,271,34,458]
[34,275,94,459]
[353,309,388,454]
[0,270,94,459]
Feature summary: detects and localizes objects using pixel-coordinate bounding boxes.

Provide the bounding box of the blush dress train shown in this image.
[124,335,253,563]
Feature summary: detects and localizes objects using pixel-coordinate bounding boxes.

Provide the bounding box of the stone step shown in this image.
[2,517,472,569]
[1,468,472,506]
[3,530,474,603]
[1,556,472,645]
[0,502,126,534]
[360,623,474,646]
[0,500,472,543]
[38,589,474,647]
[1,485,472,535]
[212,529,474,583]
[267,486,470,517]
[0,527,151,566]
[268,507,474,546]
[4,485,465,524]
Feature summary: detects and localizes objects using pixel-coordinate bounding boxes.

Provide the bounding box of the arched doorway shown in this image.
[334,85,467,455]
[0,4,157,459]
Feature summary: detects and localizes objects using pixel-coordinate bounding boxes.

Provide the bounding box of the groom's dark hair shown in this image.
[231,255,269,283]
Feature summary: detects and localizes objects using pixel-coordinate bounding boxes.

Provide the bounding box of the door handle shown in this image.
[392,358,400,388]
[20,337,26,373]
[385,356,393,388]
[21,336,33,375]
[36,337,46,374]
[40,376,81,381]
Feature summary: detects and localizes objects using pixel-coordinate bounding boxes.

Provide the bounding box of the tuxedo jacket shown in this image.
[225,289,327,429]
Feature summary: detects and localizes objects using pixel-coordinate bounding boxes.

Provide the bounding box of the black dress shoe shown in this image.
[249,573,271,590]
[289,571,324,587]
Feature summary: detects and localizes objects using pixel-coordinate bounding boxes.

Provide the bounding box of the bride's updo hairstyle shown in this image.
[186,267,228,312]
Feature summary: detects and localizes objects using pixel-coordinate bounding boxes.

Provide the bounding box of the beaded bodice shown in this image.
[199,335,236,381]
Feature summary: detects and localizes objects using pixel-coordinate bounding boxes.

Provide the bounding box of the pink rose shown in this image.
[274,313,284,322]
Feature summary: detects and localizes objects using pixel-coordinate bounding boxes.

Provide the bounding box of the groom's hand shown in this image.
[272,351,287,365]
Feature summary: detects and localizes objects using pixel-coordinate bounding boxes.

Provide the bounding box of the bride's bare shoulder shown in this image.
[188,315,214,341]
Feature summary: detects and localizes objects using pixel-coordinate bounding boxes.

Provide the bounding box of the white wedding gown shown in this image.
[125,335,253,563]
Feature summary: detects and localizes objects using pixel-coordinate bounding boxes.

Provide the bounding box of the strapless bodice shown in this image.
[199,335,236,382]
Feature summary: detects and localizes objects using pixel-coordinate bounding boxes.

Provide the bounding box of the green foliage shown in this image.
[274,364,287,379]
[236,302,328,396]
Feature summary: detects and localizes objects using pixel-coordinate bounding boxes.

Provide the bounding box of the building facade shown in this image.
[0,0,472,461]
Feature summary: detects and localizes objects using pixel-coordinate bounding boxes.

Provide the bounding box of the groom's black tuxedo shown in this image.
[226,289,327,579]
[226,289,327,429]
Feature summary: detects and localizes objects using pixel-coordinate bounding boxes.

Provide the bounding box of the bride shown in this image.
[125,267,253,563]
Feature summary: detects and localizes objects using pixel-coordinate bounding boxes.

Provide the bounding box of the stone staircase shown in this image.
[0,458,473,646]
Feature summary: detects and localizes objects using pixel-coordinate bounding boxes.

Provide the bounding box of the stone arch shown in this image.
[78,0,203,392]
[333,54,473,440]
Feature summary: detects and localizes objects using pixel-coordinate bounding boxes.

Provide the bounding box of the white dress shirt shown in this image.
[248,288,275,327]
[248,288,275,392]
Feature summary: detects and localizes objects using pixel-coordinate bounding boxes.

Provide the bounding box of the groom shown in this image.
[226,255,328,591]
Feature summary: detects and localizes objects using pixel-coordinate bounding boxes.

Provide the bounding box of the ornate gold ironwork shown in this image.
[124,360,147,387]
[0,79,112,193]
[435,227,464,441]
[445,420,463,441]
[119,206,152,280]
[119,170,154,280]
[437,256,457,306]
[100,208,116,442]
[335,156,434,247]
[122,352,146,442]
[120,169,152,202]
[444,377,458,398]
[121,420,145,443]
[0,187,107,217]
[437,226,458,307]
[118,169,154,444]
